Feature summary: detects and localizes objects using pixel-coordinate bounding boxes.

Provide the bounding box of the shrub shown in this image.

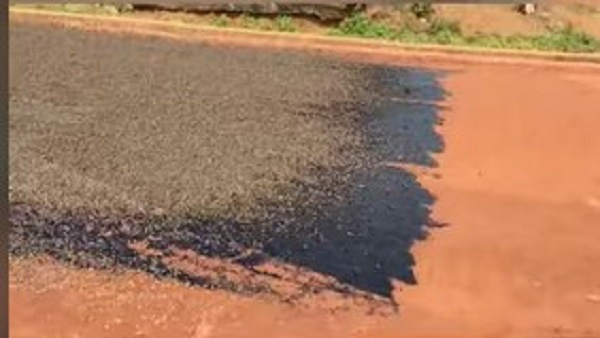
[410,2,435,20]
[276,15,296,32]
[338,13,397,38]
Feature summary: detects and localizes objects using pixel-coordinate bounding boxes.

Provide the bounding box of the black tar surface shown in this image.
[9,20,447,301]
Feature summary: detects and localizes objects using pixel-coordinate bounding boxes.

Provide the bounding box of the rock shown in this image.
[518,3,536,15]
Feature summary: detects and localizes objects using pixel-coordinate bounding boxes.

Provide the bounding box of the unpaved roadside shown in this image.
[10,8,600,66]
[395,63,600,338]
[10,13,600,338]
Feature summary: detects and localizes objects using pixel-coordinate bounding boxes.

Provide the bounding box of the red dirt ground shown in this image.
[9,14,600,338]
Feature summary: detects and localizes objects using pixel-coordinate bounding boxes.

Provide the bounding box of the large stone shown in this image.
[518,3,536,15]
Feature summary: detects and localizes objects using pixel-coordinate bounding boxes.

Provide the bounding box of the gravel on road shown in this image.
[9,19,445,299]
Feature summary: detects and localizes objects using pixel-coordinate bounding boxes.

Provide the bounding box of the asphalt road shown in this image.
[9,19,445,299]
[9,12,600,338]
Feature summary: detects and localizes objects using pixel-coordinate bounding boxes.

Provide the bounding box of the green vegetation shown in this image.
[237,14,297,32]
[336,12,396,38]
[275,15,297,32]
[410,1,435,20]
[462,25,600,53]
[210,14,231,28]
[334,13,600,53]
[239,14,269,30]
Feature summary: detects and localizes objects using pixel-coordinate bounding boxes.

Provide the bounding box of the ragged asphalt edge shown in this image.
[9,7,600,69]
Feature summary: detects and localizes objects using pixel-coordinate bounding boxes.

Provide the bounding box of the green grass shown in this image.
[237,14,297,33]
[275,15,297,32]
[336,13,397,38]
[410,1,435,20]
[333,13,600,53]
[239,14,268,30]
[210,14,231,28]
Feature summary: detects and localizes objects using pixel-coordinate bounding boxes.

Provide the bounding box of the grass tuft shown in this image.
[210,14,231,28]
[275,15,297,32]
[336,13,396,38]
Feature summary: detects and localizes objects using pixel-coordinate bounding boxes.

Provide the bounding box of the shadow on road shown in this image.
[10,65,447,305]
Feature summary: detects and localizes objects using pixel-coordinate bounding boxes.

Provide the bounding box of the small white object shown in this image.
[520,3,536,15]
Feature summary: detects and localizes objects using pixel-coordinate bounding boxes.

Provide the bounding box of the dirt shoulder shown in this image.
[397,63,600,337]
[9,9,600,67]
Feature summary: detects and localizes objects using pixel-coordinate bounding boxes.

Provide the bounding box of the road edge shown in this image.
[9,7,600,69]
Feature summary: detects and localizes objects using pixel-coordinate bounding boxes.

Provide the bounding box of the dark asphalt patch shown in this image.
[9,20,447,301]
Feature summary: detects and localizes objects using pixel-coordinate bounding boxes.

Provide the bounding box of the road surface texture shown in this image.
[9,13,600,338]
